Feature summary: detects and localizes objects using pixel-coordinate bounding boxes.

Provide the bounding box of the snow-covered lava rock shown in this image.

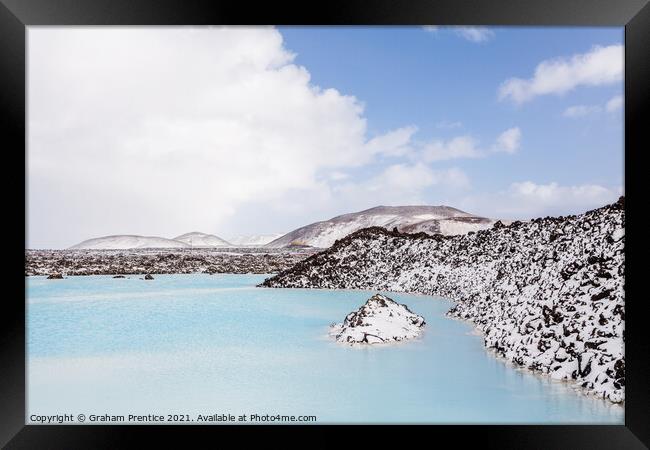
[262,197,625,403]
[25,247,317,276]
[330,293,425,345]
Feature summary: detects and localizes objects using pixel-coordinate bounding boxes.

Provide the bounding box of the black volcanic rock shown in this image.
[25,247,316,277]
[261,198,625,403]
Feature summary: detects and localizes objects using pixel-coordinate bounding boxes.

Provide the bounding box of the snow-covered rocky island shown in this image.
[330,293,425,345]
[262,197,625,404]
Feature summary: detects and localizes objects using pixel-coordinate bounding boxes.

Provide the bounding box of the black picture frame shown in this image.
[2,0,648,448]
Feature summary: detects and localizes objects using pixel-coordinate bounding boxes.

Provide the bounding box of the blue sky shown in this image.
[28,26,624,247]
[279,26,623,202]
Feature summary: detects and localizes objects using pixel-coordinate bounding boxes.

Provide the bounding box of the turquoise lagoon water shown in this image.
[27,274,623,424]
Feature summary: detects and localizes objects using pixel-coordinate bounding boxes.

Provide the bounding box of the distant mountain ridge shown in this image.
[69,232,231,250]
[173,232,232,247]
[265,205,495,248]
[69,235,191,250]
[67,204,497,250]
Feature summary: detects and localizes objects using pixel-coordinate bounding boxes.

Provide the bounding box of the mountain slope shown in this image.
[69,235,190,250]
[228,233,285,246]
[262,198,626,403]
[266,205,494,248]
[173,232,232,247]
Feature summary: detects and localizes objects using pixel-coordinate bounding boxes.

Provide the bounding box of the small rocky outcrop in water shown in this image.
[113,275,126,279]
[46,273,63,279]
[330,294,425,345]
[144,274,154,280]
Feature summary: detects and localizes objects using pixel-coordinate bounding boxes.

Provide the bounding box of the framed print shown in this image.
[2,0,649,447]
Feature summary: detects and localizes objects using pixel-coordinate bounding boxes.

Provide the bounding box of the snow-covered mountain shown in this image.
[173,232,232,247]
[266,205,494,248]
[262,198,625,403]
[70,231,232,250]
[228,233,285,247]
[69,235,190,250]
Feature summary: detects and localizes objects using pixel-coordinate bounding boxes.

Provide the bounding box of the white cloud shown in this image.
[364,126,417,157]
[432,167,471,189]
[227,162,472,234]
[454,27,495,43]
[507,181,619,214]
[423,136,482,161]
[493,127,521,153]
[562,94,623,118]
[499,45,623,104]
[563,105,602,118]
[383,164,470,190]
[422,26,494,43]
[423,127,521,161]
[27,27,411,248]
[382,163,439,190]
[328,171,350,181]
[459,181,621,219]
[369,164,469,192]
[335,163,470,207]
[606,94,624,112]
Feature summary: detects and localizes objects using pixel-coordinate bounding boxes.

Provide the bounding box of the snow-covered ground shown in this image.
[266,205,495,248]
[26,247,317,276]
[330,293,425,344]
[262,198,625,403]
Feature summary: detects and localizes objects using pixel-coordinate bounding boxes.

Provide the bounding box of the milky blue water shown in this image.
[27,274,623,424]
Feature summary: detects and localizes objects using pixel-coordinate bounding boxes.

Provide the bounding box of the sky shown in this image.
[27,26,624,249]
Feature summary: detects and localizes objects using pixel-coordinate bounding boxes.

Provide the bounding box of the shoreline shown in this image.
[261,199,626,404]
[278,280,626,406]
[446,313,625,408]
[27,272,624,408]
